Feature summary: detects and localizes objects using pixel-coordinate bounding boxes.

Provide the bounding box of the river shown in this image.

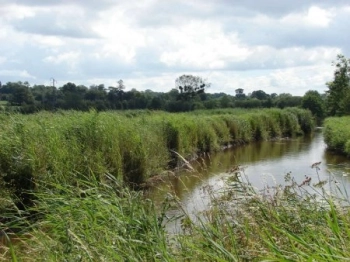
[147,129,350,232]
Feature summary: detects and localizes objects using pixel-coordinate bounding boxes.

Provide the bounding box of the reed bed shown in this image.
[0,108,314,193]
[0,108,316,260]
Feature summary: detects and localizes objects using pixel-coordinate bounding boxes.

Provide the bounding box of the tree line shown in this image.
[1,54,350,123]
[0,77,304,113]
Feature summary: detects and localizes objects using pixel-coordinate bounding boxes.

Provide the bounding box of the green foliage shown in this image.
[0,80,307,113]
[301,90,326,124]
[324,116,350,155]
[0,108,314,211]
[251,89,268,100]
[4,178,170,262]
[5,164,350,261]
[326,54,350,116]
[175,75,209,101]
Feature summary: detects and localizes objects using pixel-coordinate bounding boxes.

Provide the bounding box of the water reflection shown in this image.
[147,130,350,231]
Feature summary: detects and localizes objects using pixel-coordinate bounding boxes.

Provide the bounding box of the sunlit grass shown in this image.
[0,108,318,261]
[3,164,350,261]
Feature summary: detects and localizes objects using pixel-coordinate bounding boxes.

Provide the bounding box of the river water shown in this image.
[147,129,350,232]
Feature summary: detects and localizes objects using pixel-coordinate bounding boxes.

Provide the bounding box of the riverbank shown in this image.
[324,116,350,155]
[2,162,350,261]
[0,108,313,198]
[0,108,316,260]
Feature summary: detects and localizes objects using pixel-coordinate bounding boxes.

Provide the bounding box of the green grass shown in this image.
[0,108,314,192]
[2,164,350,261]
[0,108,318,261]
[172,165,350,261]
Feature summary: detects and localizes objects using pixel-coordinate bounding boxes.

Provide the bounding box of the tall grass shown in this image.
[324,116,350,155]
[0,108,314,209]
[1,175,171,262]
[170,164,350,261]
[3,163,350,261]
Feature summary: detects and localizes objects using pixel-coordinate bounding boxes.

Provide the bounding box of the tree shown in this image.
[175,75,209,100]
[251,90,268,100]
[301,90,325,124]
[7,82,34,106]
[220,95,233,108]
[235,88,246,99]
[60,82,87,110]
[326,54,350,116]
[275,93,301,108]
[108,80,125,107]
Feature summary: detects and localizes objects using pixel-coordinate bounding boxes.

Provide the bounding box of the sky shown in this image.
[0,0,349,96]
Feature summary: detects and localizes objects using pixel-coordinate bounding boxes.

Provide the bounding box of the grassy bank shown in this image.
[0,108,313,193]
[324,116,350,155]
[2,164,350,261]
[0,108,316,260]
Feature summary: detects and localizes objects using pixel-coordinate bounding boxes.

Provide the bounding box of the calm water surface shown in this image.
[147,130,350,231]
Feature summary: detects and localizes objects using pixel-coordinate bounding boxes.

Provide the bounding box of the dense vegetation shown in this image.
[0,79,306,113]
[0,108,313,199]
[2,161,350,261]
[2,53,350,260]
[1,54,350,121]
[324,116,350,155]
[0,108,315,260]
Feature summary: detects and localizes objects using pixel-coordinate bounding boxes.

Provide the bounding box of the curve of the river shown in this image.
[147,130,350,232]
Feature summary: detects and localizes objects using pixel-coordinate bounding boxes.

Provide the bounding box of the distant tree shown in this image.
[326,54,350,116]
[275,93,302,108]
[251,90,268,100]
[203,99,218,109]
[234,98,262,108]
[220,95,233,108]
[175,75,209,100]
[7,82,34,106]
[85,85,107,102]
[60,82,87,110]
[108,80,125,108]
[235,88,246,99]
[301,90,325,124]
[148,96,163,110]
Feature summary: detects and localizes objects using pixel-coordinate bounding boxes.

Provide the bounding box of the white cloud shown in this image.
[0,57,6,64]
[0,69,36,78]
[159,21,251,69]
[281,6,334,27]
[0,4,36,21]
[0,0,348,95]
[43,51,81,75]
[91,6,147,62]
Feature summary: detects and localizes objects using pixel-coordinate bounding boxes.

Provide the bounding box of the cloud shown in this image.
[0,0,348,96]
[0,69,36,79]
[9,6,99,39]
[159,21,250,70]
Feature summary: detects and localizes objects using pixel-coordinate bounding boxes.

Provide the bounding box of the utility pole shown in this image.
[50,77,57,88]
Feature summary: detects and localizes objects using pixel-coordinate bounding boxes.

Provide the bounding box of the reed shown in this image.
[171,164,350,261]
[0,108,314,210]
[3,163,350,261]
